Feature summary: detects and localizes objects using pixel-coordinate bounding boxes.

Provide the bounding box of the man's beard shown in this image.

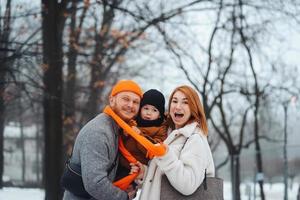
[110,103,134,122]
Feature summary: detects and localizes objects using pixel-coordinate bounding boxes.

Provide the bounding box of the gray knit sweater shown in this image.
[63,113,128,200]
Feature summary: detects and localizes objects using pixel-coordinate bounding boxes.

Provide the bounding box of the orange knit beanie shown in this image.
[110,80,143,98]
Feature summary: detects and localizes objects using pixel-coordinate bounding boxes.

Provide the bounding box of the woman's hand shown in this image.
[156,143,168,157]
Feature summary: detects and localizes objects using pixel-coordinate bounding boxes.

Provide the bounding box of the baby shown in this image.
[119,89,168,170]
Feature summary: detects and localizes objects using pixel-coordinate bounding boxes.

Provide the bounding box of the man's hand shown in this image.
[129,162,144,177]
[129,162,145,180]
[125,184,137,200]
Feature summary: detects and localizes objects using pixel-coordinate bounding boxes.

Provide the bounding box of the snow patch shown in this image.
[0,187,44,200]
[0,182,299,200]
[4,124,38,138]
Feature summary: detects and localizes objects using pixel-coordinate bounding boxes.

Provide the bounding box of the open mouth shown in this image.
[174,113,184,118]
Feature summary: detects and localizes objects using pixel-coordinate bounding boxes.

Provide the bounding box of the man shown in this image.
[63,80,143,200]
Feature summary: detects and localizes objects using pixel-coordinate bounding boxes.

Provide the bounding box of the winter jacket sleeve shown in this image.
[136,125,168,155]
[80,127,128,200]
[139,125,168,144]
[155,134,207,196]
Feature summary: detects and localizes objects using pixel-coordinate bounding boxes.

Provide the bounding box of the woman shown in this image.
[138,85,215,200]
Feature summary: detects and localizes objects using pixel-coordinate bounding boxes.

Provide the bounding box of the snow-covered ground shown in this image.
[0,187,44,200]
[0,182,299,200]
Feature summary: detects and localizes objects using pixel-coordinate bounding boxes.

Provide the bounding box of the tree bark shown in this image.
[41,0,66,199]
[0,0,12,188]
[237,1,265,197]
[64,0,78,157]
[19,112,26,183]
[83,2,116,122]
[64,0,89,156]
[0,82,4,188]
[36,123,41,185]
[239,32,265,200]
[231,153,241,200]
[283,103,288,200]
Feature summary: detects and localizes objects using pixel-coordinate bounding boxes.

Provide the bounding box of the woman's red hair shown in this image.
[167,85,208,135]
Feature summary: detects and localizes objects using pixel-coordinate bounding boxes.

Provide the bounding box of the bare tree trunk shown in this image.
[64,2,77,154]
[0,64,5,188]
[253,101,265,200]
[231,154,241,200]
[237,1,265,197]
[83,3,116,122]
[41,0,67,199]
[17,88,26,184]
[19,104,26,184]
[0,0,12,188]
[240,40,265,200]
[283,103,288,200]
[64,0,89,156]
[85,61,105,122]
[36,123,41,185]
[0,85,4,188]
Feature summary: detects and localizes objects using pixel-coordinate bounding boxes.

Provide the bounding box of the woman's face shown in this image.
[169,91,191,129]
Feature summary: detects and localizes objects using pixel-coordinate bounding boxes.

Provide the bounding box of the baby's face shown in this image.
[140,104,160,121]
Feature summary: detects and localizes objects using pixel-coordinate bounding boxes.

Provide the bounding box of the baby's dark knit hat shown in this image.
[140,89,165,118]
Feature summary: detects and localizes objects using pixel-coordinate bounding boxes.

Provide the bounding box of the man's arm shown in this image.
[80,128,128,200]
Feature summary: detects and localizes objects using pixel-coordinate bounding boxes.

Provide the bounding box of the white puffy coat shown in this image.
[139,122,215,200]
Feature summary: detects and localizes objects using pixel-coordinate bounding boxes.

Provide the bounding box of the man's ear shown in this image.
[109,95,114,106]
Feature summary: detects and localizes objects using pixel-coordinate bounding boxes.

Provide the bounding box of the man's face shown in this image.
[109,91,141,122]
